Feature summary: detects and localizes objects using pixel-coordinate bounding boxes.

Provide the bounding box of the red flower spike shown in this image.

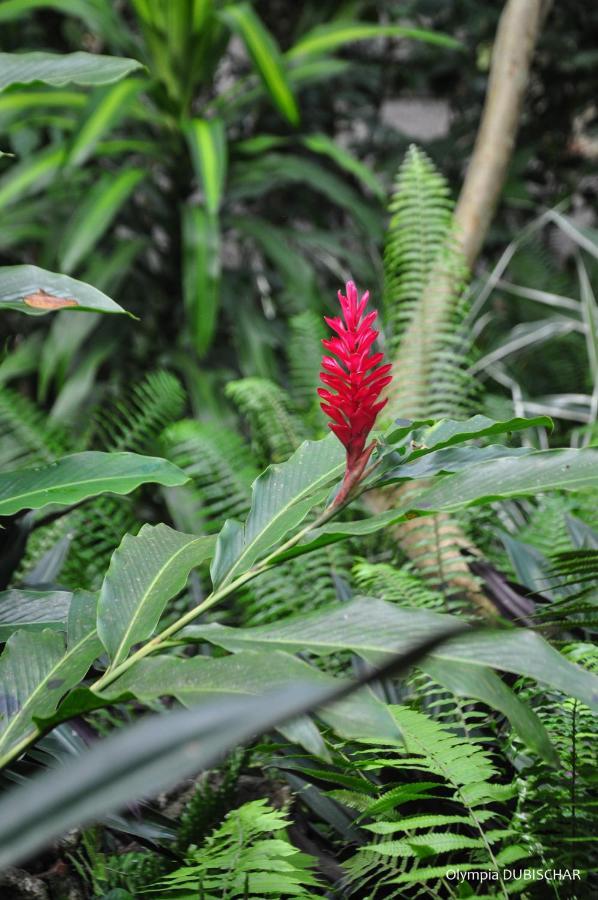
[319,281,392,507]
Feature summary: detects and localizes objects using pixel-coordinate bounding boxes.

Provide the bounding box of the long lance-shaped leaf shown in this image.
[182,204,221,356]
[66,77,145,168]
[0,143,65,210]
[0,623,467,867]
[184,117,227,215]
[218,2,299,126]
[210,434,344,589]
[0,593,101,767]
[0,589,72,640]
[286,21,461,59]
[414,447,598,512]
[0,51,143,92]
[383,414,553,457]
[0,264,129,315]
[0,451,188,516]
[59,168,145,274]
[97,524,216,669]
[102,650,402,747]
[184,597,598,713]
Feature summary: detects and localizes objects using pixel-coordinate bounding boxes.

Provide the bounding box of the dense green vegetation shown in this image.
[0,2,597,898]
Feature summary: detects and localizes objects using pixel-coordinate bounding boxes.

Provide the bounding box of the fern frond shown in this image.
[90,370,186,453]
[225,377,306,463]
[287,311,326,414]
[162,419,257,534]
[383,144,473,421]
[0,384,68,468]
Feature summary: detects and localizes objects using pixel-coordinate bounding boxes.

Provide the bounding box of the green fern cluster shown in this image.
[335,706,523,897]
[225,377,307,463]
[151,799,323,899]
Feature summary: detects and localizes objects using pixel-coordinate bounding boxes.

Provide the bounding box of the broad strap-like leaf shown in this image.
[0,593,101,767]
[384,414,552,456]
[184,597,598,712]
[97,524,216,668]
[219,3,299,126]
[0,451,188,516]
[0,51,143,91]
[102,650,402,746]
[0,265,128,315]
[66,77,146,169]
[182,204,221,357]
[0,590,72,640]
[210,434,344,589]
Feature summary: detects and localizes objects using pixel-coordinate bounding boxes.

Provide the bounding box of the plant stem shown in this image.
[91,503,341,694]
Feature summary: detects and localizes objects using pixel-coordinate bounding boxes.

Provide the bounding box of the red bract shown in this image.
[318,281,392,505]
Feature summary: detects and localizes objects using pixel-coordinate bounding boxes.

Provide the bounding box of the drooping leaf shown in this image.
[184,597,598,711]
[0,624,464,867]
[0,51,143,92]
[0,593,101,767]
[287,21,461,59]
[0,451,188,516]
[210,434,344,589]
[219,3,299,126]
[0,590,72,640]
[102,650,402,747]
[0,264,129,315]
[97,524,216,669]
[384,414,553,455]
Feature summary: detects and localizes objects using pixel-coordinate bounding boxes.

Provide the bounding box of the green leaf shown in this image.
[184,597,598,712]
[0,451,188,516]
[0,264,128,315]
[287,21,461,59]
[182,204,221,356]
[59,168,145,274]
[0,143,65,210]
[0,51,143,92]
[184,117,227,215]
[210,434,344,589]
[0,590,72,640]
[414,448,598,512]
[219,3,299,126]
[301,133,385,201]
[0,593,101,767]
[102,650,401,747]
[381,444,533,483]
[97,524,215,669]
[385,414,553,456]
[0,624,462,866]
[66,78,145,168]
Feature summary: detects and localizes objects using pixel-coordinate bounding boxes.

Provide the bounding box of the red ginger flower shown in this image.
[319,281,392,506]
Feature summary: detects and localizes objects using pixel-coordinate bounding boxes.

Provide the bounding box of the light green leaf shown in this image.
[184,117,227,215]
[287,22,460,59]
[103,650,401,747]
[0,451,188,516]
[302,133,385,201]
[0,593,101,767]
[219,3,299,126]
[182,204,221,357]
[0,51,143,92]
[385,414,553,456]
[66,78,145,168]
[0,265,128,315]
[0,590,72,640]
[185,597,598,712]
[59,168,145,274]
[0,143,65,210]
[97,524,215,669]
[210,434,345,589]
[415,448,598,512]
